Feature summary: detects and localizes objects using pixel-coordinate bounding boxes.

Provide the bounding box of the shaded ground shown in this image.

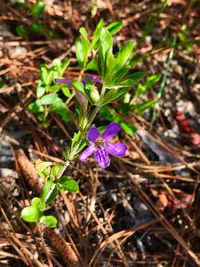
[0,0,200,266]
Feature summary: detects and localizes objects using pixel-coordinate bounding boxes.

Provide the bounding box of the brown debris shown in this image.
[15,148,43,195]
[44,227,80,267]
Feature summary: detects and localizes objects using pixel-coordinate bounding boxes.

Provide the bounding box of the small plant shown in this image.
[21,20,150,227]
[28,59,71,126]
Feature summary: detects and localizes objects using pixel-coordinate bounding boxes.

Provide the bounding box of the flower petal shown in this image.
[54,78,72,88]
[88,127,100,142]
[94,149,110,169]
[79,144,95,162]
[105,142,127,156]
[88,74,102,84]
[102,122,121,140]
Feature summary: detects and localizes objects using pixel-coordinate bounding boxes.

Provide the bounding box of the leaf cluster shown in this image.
[28,59,71,126]
[21,162,79,227]
[100,74,160,136]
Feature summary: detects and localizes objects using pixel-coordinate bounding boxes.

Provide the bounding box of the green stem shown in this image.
[100,85,106,98]
[56,105,100,180]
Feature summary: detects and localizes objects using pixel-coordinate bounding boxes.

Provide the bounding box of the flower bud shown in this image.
[89,87,100,104]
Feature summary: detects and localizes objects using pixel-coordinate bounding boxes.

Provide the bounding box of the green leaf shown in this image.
[115,41,134,69]
[40,93,58,105]
[74,139,87,155]
[31,197,41,207]
[91,2,97,18]
[31,23,59,39]
[50,163,64,180]
[133,99,156,114]
[49,84,60,92]
[30,22,43,33]
[28,100,44,113]
[40,66,53,85]
[16,0,25,7]
[106,21,123,35]
[103,49,115,83]
[118,103,130,115]
[86,59,98,71]
[41,181,58,205]
[72,81,85,94]
[71,131,81,148]
[135,74,160,97]
[36,86,45,98]
[52,58,61,68]
[50,100,70,122]
[73,82,89,110]
[32,0,45,19]
[91,19,104,49]
[125,72,144,84]
[75,38,89,66]
[84,76,100,104]
[100,28,113,59]
[31,197,46,211]
[40,66,48,84]
[121,122,137,136]
[0,81,5,89]
[100,106,136,136]
[16,25,26,36]
[52,58,70,78]
[61,59,70,75]
[32,197,46,210]
[79,27,90,45]
[37,164,51,179]
[61,86,71,97]
[40,215,57,228]
[100,106,116,121]
[124,92,131,103]
[60,176,79,192]
[112,67,129,84]
[63,146,70,160]
[102,73,144,104]
[21,206,43,222]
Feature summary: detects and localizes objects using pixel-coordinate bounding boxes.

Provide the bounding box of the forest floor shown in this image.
[0,1,200,266]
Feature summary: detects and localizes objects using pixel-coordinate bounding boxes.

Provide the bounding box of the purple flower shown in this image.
[54,78,72,88]
[55,74,101,88]
[79,122,127,169]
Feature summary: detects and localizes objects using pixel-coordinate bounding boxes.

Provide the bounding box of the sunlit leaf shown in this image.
[75,38,89,66]
[40,215,57,228]
[91,19,104,49]
[106,21,123,35]
[100,28,113,59]
[36,86,45,98]
[133,99,156,114]
[60,176,79,192]
[115,41,134,69]
[21,206,42,222]
[41,181,58,205]
[40,93,58,105]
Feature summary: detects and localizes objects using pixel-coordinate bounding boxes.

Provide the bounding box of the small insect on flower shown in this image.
[79,122,127,169]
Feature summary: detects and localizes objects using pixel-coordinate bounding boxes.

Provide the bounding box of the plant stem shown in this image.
[100,85,106,97]
[56,105,100,180]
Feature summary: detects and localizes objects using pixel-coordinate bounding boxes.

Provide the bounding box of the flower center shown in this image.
[94,137,106,148]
